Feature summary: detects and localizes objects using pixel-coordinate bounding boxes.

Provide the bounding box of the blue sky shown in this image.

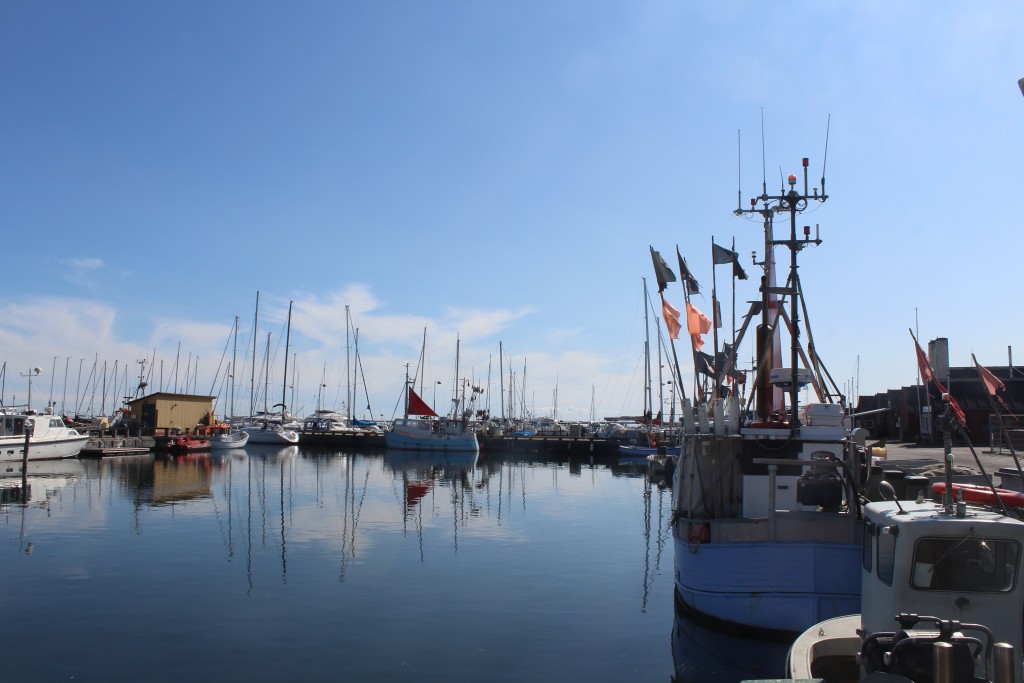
[2,1,1023,421]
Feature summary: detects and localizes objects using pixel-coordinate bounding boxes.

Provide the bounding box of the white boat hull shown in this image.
[242,426,299,445]
[0,434,89,462]
[209,431,249,449]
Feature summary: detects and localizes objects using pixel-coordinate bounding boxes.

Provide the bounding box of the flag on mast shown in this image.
[686,302,711,351]
[661,294,681,340]
[675,247,700,294]
[712,241,748,280]
[973,354,1011,412]
[650,246,676,293]
[911,332,965,427]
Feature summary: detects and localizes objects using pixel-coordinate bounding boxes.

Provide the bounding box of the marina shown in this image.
[2,445,678,682]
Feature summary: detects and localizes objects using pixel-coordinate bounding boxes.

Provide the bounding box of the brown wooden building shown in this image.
[124,392,216,433]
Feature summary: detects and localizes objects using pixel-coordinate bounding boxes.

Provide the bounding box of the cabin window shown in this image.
[877,526,897,586]
[862,521,874,572]
[911,537,1020,593]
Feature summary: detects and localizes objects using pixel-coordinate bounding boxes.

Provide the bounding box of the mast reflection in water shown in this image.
[2,446,709,682]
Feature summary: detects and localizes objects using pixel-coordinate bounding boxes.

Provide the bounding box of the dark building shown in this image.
[854,339,1024,448]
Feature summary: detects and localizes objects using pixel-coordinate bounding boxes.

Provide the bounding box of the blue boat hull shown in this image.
[673,531,861,634]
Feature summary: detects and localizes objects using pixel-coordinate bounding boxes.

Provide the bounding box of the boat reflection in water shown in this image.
[384,449,481,556]
[671,606,790,683]
[0,458,87,505]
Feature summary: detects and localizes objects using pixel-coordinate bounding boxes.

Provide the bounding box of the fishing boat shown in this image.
[0,411,90,463]
[665,153,866,635]
[787,403,1024,683]
[384,337,480,453]
[385,385,478,452]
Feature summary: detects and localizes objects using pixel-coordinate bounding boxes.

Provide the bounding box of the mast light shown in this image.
[788,174,796,187]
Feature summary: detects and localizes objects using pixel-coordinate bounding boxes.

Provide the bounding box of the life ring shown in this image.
[931,482,1024,508]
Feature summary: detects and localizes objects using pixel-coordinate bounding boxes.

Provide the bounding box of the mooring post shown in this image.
[21,432,30,503]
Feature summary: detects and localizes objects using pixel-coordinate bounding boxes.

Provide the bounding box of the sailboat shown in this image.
[384,338,479,453]
[385,386,479,452]
[665,152,866,635]
[243,300,299,446]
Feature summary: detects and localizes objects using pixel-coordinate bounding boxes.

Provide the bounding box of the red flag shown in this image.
[661,295,681,340]
[972,354,1005,397]
[406,387,439,417]
[914,339,934,383]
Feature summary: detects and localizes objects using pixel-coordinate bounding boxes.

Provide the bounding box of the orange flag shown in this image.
[661,295,681,340]
[686,302,711,350]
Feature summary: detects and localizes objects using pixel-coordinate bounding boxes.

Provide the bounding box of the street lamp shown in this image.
[21,367,41,413]
[433,380,442,412]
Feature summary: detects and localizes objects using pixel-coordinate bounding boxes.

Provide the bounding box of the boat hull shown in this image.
[384,431,479,452]
[673,529,860,634]
[242,428,299,445]
[0,435,90,462]
[209,432,249,449]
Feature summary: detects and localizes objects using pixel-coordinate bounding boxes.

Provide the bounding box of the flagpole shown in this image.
[730,237,738,393]
[678,249,704,405]
[710,236,720,400]
[973,354,1024,480]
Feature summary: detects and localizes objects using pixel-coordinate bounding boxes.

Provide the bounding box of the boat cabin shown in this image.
[860,499,1024,682]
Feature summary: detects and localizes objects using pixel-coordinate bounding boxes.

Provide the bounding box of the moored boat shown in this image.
[787,403,1024,683]
[166,433,212,453]
[665,153,864,635]
[207,428,249,450]
[385,416,479,452]
[0,411,90,462]
[242,421,299,445]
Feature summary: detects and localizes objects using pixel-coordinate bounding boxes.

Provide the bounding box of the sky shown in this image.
[2,0,1023,422]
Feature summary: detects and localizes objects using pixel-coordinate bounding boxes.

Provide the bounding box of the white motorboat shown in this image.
[208,429,249,450]
[0,412,90,463]
[788,405,1024,683]
[241,421,299,445]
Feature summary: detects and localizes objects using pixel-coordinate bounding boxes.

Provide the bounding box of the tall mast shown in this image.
[735,155,826,425]
[499,342,505,423]
[251,291,259,419]
[642,278,651,423]
[344,305,352,422]
[230,316,238,425]
[264,332,270,417]
[281,300,293,420]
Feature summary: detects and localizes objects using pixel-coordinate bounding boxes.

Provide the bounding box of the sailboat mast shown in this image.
[643,278,652,423]
[453,336,461,420]
[230,316,238,425]
[344,305,352,423]
[281,300,293,421]
[499,342,505,423]
[251,290,260,420]
[264,332,270,417]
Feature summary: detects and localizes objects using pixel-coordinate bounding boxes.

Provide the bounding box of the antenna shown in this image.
[737,129,742,212]
[760,108,767,197]
[821,114,831,197]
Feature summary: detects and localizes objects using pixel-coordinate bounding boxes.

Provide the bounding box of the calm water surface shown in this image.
[2,447,789,682]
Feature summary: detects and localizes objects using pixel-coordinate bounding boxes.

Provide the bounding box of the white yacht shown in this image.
[0,412,90,463]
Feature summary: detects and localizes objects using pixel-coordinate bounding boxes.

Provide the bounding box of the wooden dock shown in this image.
[79,437,153,458]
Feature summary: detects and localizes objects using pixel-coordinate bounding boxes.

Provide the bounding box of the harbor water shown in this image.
[1,446,789,682]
